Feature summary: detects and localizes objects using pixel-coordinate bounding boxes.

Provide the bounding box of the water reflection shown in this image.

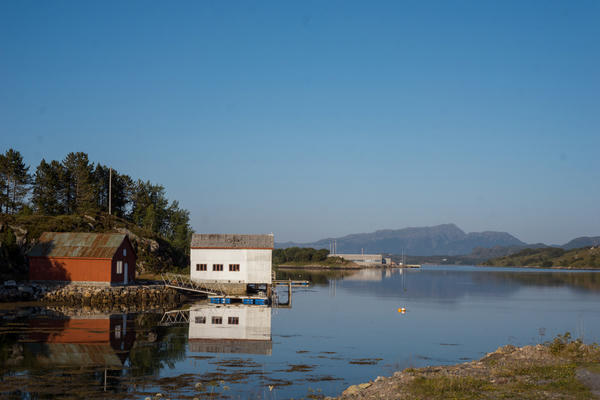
[1,267,600,399]
[24,312,135,368]
[481,269,600,292]
[279,266,600,301]
[276,267,362,284]
[2,309,135,370]
[188,303,272,355]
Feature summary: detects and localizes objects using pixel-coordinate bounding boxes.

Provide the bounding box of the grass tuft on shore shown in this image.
[389,334,600,400]
[407,375,492,399]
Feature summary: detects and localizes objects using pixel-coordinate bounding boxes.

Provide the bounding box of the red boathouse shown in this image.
[28,232,136,285]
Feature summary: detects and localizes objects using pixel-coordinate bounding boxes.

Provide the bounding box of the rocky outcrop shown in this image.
[328,341,600,399]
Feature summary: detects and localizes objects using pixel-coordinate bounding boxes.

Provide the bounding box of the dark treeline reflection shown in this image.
[478,270,600,293]
[276,268,360,284]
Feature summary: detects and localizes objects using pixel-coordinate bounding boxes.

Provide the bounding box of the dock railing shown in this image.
[160,273,228,296]
[159,309,190,326]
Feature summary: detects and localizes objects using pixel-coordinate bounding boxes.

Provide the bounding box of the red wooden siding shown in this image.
[29,257,112,282]
[28,236,136,284]
[110,238,136,284]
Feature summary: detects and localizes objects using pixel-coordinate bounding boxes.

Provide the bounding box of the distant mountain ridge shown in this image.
[276,224,526,256]
[561,236,600,250]
[277,225,600,257]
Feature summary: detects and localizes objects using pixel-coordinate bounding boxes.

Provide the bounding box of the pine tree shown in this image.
[112,173,134,217]
[62,152,96,213]
[93,164,111,212]
[130,180,169,234]
[0,149,31,214]
[166,201,193,266]
[93,164,134,217]
[32,159,65,215]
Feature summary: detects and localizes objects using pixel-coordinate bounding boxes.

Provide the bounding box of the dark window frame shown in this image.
[196,264,207,271]
[213,264,223,271]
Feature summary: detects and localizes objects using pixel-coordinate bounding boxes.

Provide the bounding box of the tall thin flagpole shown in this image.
[108,167,112,215]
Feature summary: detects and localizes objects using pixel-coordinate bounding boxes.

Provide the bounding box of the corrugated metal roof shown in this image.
[27,232,126,259]
[28,343,123,367]
[191,233,274,249]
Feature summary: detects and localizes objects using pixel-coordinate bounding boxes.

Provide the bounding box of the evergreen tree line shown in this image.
[273,247,330,265]
[0,148,193,259]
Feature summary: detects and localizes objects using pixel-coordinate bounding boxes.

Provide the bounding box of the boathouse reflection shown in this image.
[188,303,272,355]
[24,312,135,367]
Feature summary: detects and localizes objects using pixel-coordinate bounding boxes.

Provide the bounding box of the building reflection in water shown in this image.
[341,268,402,282]
[24,312,135,368]
[188,303,272,355]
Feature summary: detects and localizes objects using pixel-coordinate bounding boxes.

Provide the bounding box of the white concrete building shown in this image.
[190,233,274,285]
[328,253,383,266]
[188,303,272,355]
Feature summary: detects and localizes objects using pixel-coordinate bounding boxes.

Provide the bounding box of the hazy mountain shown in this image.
[562,236,600,250]
[276,223,527,256]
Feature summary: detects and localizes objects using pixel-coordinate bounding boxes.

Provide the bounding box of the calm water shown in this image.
[2,265,600,399]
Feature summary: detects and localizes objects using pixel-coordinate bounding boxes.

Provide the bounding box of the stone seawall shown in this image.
[0,281,184,306]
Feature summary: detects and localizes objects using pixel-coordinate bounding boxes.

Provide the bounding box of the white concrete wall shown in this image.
[188,304,271,341]
[190,248,272,284]
[329,253,383,263]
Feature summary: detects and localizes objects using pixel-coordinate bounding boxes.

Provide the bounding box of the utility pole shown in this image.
[108,167,112,215]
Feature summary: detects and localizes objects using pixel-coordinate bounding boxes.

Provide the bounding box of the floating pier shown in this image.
[272,279,310,286]
[209,295,269,305]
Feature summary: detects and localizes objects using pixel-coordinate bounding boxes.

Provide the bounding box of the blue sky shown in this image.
[1,1,599,244]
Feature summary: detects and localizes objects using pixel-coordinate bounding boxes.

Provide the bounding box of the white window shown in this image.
[123,248,127,257]
[115,325,121,339]
[117,261,123,274]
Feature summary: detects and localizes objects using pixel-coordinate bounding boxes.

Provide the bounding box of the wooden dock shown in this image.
[272,279,310,287]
